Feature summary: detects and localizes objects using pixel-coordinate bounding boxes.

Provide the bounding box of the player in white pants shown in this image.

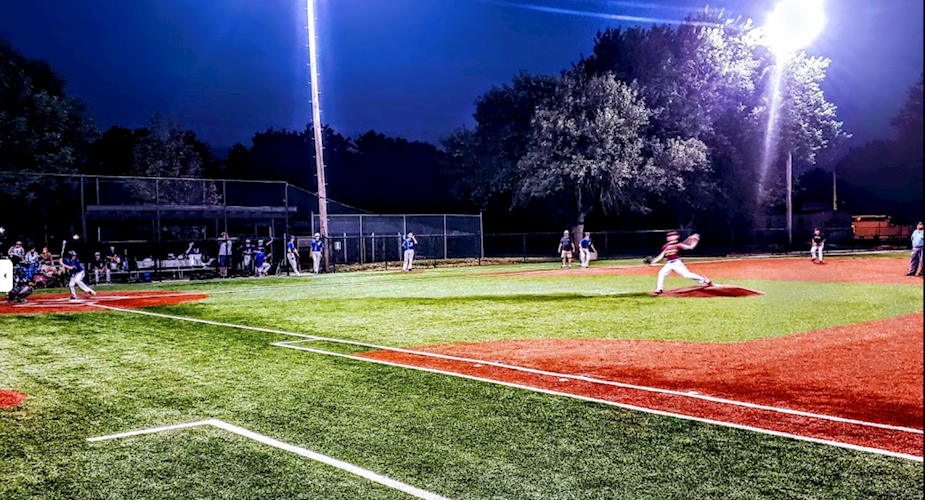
[650,231,711,294]
[60,251,96,300]
[810,228,825,263]
[286,235,301,275]
[310,233,323,274]
[402,232,417,272]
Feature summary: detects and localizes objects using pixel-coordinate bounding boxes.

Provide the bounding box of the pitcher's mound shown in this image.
[652,284,764,298]
[0,390,27,409]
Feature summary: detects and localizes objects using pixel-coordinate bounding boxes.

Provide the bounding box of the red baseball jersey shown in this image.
[662,241,681,261]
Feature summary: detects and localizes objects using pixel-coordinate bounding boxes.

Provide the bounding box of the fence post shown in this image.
[433,235,437,268]
[343,232,348,263]
[523,233,527,263]
[372,232,376,263]
[359,215,365,264]
[479,211,484,265]
[443,215,448,260]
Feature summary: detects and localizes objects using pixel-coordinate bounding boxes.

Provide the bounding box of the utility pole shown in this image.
[306,0,330,271]
[786,150,793,247]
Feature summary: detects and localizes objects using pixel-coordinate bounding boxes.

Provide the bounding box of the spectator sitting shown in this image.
[93,251,111,284]
[40,247,58,275]
[8,240,25,264]
[24,246,41,266]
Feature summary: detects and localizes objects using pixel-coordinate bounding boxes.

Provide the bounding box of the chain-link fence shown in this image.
[484,227,860,261]
[303,214,483,266]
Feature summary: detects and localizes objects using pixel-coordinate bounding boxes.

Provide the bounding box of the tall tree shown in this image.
[0,39,98,244]
[517,73,710,235]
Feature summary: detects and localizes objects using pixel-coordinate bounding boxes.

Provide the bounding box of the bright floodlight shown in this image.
[763,0,826,56]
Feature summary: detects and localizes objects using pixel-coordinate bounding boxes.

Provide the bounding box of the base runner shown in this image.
[650,231,711,295]
[60,250,96,300]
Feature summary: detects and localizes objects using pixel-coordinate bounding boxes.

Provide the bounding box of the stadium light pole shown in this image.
[306,0,331,271]
[763,0,826,247]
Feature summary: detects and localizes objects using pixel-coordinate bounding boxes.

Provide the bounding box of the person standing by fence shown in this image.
[310,233,323,274]
[402,232,417,272]
[907,222,924,276]
[286,235,302,276]
[579,232,597,268]
[218,233,233,278]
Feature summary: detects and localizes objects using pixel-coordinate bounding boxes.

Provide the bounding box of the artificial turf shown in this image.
[1,260,922,499]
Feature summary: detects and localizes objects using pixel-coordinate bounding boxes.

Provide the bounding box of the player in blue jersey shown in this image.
[286,235,301,275]
[402,232,418,272]
[254,240,271,276]
[310,233,324,274]
[579,232,597,268]
[60,250,96,300]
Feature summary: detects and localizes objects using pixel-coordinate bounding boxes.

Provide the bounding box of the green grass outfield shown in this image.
[1,256,922,499]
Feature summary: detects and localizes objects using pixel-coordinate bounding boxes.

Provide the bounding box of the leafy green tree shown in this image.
[0,39,97,244]
[517,73,711,235]
[128,114,220,206]
[443,72,559,211]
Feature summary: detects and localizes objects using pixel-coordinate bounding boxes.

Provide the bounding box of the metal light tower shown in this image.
[306,0,330,271]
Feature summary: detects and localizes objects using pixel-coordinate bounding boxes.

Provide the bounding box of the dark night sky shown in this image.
[1,0,922,149]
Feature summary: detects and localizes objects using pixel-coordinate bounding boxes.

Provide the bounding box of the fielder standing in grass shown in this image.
[907,221,924,276]
[60,250,96,300]
[810,228,826,263]
[310,233,323,274]
[649,231,711,295]
[557,230,575,268]
[402,232,417,272]
[579,232,597,268]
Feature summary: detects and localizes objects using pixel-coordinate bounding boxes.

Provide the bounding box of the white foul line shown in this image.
[274,342,924,463]
[91,303,923,436]
[87,419,452,500]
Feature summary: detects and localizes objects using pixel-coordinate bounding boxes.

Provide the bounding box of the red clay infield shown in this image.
[0,291,208,315]
[0,390,27,409]
[362,312,924,457]
[502,257,922,285]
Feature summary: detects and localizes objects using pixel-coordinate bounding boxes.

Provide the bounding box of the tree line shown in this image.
[1,7,922,238]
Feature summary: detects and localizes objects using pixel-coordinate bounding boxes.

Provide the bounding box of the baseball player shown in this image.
[254,240,271,276]
[286,235,301,275]
[310,233,323,274]
[557,230,575,268]
[60,250,96,300]
[6,266,34,304]
[810,228,825,263]
[240,239,254,276]
[579,232,597,268]
[402,232,417,272]
[650,231,711,295]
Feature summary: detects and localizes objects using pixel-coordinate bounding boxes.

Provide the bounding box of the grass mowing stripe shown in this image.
[91,304,922,454]
[88,419,452,500]
[276,342,924,463]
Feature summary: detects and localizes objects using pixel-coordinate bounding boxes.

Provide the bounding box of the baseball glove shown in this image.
[643,256,652,264]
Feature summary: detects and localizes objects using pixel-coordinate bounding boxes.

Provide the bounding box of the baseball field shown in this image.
[1,252,922,499]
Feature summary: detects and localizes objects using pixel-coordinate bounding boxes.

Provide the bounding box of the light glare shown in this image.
[763,0,826,56]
